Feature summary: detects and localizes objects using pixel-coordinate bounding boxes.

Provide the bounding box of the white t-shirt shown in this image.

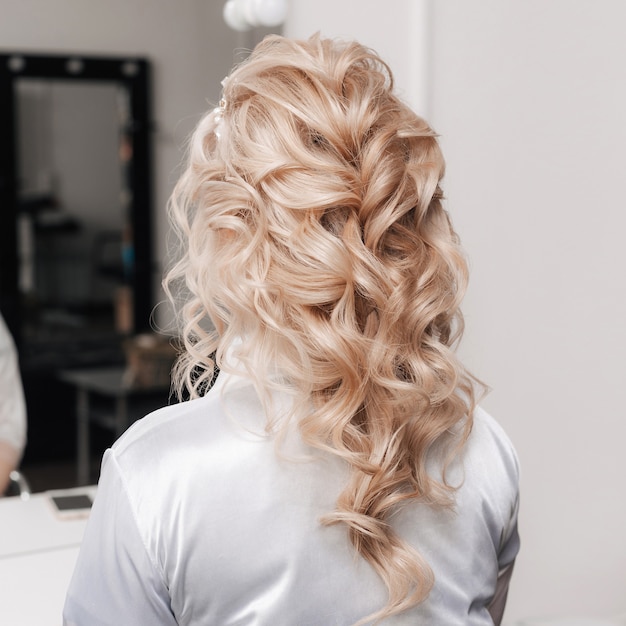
[0,314,26,468]
[64,370,519,625]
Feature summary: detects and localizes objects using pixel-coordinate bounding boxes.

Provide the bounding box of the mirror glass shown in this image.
[16,79,134,358]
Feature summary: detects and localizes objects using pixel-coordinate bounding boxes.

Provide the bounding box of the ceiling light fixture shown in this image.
[223,0,288,32]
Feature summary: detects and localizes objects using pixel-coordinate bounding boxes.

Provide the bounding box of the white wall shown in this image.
[430,1,626,620]
[286,0,430,116]
[288,0,626,622]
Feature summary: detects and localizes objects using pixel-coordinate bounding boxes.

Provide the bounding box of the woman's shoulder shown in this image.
[455,406,520,540]
[112,373,262,455]
[105,373,276,500]
[112,394,214,455]
[467,406,520,481]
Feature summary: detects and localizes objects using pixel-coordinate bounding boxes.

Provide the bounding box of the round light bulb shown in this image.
[223,0,287,31]
[253,0,288,27]
[223,0,252,32]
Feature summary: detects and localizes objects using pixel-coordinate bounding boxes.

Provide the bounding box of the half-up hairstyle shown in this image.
[166,34,479,624]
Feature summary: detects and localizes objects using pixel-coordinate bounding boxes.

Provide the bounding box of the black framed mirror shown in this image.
[0,52,153,462]
[0,52,152,366]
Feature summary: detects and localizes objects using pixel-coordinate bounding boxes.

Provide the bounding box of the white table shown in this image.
[0,487,96,626]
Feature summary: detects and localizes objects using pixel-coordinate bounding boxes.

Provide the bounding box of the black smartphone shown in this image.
[47,490,93,519]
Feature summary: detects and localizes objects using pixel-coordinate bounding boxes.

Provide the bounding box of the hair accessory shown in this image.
[213,77,229,140]
[212,100,226,140]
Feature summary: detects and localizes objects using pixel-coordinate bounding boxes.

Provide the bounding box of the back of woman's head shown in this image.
[167,34,477,624]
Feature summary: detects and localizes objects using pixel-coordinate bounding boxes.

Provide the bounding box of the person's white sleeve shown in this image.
[487,447,521,626]
[0,315,26,465]
[63,449,177,626]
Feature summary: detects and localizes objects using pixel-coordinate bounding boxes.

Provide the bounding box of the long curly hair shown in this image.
[165,34,479,624]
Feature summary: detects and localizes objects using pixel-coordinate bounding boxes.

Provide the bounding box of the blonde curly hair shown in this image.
[166,34,479,624]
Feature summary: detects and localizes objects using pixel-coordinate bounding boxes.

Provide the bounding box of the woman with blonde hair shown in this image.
[64,35,519,625]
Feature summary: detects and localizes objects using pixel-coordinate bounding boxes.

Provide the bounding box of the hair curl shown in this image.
[165,34,479,624]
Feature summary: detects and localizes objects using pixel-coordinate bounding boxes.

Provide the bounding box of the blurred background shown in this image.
[0,1,624,624]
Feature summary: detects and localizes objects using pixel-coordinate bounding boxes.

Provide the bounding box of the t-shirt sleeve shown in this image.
[63,449,177,626]
[0,315,27,461]
[486,414,521,625]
